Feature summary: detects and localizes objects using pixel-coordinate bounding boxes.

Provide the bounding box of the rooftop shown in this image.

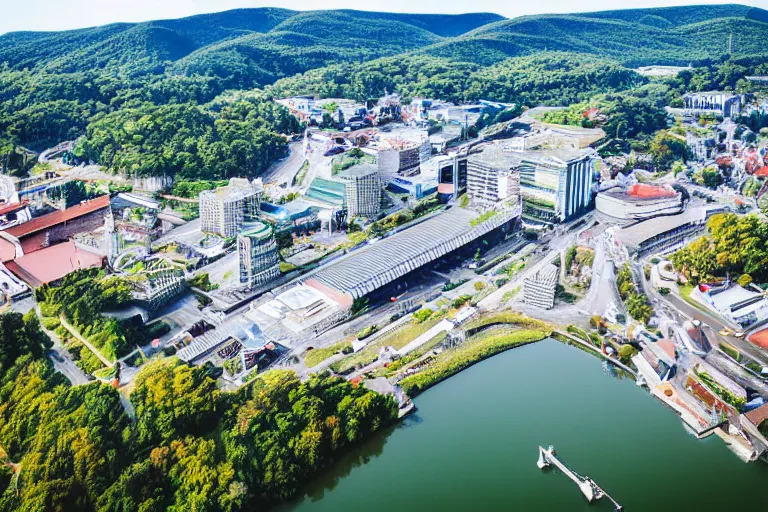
[306,207,515,300]
[600,183,679,202]
[239,221,273,240]
[614,208,706,249]
[5,241,103,287]
[5,195,110,238]
[337,163,379,179]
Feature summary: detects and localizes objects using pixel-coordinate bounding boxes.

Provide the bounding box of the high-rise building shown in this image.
[238,222,280,289]
[435,153,468,203]
[519,149,595,223]
[200,178,263,238]
[467,151,521,212]
[339,164,381,218]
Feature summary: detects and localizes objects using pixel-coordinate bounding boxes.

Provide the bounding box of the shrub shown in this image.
[658,287,670,295]
[412,308,434,324]
[738,274,753,288]
[618,344,638,362]
[452,295,472,309]
[474,281,487,291]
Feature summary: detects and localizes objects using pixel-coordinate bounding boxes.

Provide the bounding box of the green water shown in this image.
[285,339,768,511]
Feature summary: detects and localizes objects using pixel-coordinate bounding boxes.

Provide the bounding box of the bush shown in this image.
[412,308,434,324]
[658,287,670,295]
[357,324,379,340]
[474,281,487,291]
[452,295,472,309]
[737,274,753,288]
[618,344,638,362]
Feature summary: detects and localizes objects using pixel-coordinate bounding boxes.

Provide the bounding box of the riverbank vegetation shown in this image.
[0,309,398,511]
[399,328,549,396]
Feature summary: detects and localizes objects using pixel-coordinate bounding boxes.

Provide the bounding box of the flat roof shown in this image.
[615,208,706,249]
[5,241,103,287]
[5,195,109,238]
[307,207,515,299]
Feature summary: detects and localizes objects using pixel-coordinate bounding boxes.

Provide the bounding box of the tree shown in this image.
[618,344,638,362]
[130,358,220,447]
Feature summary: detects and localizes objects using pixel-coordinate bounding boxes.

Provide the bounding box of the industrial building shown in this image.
[303,207,517,307]
[238,222,281,290]
[595,183,685,223]
[199,178,263,238]
[466,149,522,211]
[338,164,381,218]
[519,149,596,223]
[523,264,558,309]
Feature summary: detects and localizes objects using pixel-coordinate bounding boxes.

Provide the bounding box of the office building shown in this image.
[339,164,381,218]
[519,149,596,223]
[199,178,263,238]
[238,222,280,290]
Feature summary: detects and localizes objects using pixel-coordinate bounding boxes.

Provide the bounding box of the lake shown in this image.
[285,339,768,511]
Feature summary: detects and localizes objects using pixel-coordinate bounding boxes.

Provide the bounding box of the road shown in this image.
[262,140,306,186]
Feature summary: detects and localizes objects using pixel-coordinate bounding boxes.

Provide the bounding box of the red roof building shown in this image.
[4,241,104,288]
[4,195,109,254]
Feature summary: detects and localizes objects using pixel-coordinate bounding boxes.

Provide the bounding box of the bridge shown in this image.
[538,445,623,510]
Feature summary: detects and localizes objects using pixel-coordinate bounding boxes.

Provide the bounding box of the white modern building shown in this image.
[523,264,559,309]
[467,151,522,212]
[339,164,381,218]
[200,178,264,238]
[683,91,741,118]
[595,183,684,223]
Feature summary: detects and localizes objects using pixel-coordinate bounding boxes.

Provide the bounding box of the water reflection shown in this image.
[285,415,421,505]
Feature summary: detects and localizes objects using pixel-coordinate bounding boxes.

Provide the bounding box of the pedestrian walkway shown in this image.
[396,319,453,356]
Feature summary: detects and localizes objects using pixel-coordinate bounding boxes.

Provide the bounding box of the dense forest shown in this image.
[0,310,397,511]
[2,5,768,180]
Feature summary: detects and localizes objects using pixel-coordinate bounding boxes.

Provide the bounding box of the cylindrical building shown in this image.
[238,222,280,289]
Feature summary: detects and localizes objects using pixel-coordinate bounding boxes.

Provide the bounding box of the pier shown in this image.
[537,445,623,511]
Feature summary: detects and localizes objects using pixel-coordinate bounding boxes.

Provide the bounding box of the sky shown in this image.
[1,0,765,34]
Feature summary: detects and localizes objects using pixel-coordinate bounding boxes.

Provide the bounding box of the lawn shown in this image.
[330,312,448,374]
[303,340,351,368]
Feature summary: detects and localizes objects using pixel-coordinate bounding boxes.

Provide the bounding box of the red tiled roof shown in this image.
[745,402,768,428]
[754,166,768,178]
[0,237,16,262]
[627,183,676,199]
[0,201,28,216]
[5,195,109,238]
[5,241,103,287]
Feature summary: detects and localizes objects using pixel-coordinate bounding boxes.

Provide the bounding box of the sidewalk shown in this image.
[59,315,113,366]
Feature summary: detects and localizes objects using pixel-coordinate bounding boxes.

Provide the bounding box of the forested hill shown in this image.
[0,8,502,76]
[2,4,768,178]
[425,4,768,67]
